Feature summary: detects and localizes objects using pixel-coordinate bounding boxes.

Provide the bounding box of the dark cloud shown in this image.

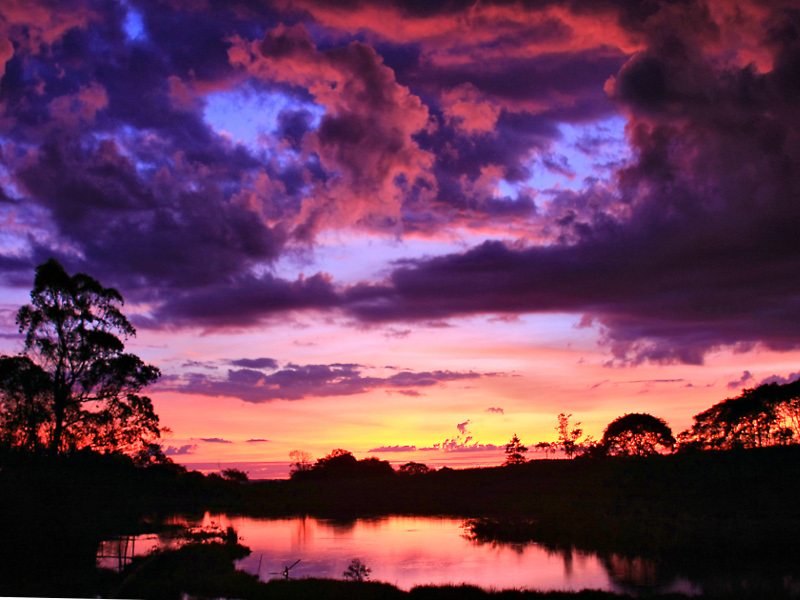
[727,371,754,390]
[198,437,233,444]
[147,272,340,328]
[231,357,279,370]
[246,438,270,443]
[1,0,799,368]
[340,4,800,364]
[164,363,485,402]
[163,444,197,456]
[757,372,800,386]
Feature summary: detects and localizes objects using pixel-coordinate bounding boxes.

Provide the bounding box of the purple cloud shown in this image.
[727,371,755,390]
[163,444,197,456]
[757,372,800,386]
[0,0,798,368]
[485,407,504,414]
[231,358,279,370]
[198,437,233,444]
[164,363,486,403]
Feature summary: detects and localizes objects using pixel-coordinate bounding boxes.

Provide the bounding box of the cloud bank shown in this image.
[1,0,799,365]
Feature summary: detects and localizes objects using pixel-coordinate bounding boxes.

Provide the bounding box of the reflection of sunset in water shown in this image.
[120,513,694,594]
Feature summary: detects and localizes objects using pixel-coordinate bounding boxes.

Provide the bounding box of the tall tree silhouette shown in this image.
[504,433,528,465]
[601,413,675,456]
[556,413,583,459]
[0,259,161,455]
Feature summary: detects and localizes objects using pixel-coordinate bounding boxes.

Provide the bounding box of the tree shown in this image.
[556,413,583,459]
[289,449,313,475]
[678,380,800,450]
[343,558,371,582]
[0,259,162,455]
[601,413,675,456]
[535,441,555,458]
[397,461,432,476]
[221,468,249,483]
[0,355,52,453]
[504,433,528,465]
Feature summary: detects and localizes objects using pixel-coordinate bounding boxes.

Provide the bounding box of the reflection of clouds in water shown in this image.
[96,514,725,594]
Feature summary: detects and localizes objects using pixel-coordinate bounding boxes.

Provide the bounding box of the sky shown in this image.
[1,0,800,478]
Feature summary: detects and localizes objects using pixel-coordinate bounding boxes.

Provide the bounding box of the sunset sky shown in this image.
[1,0,800,477]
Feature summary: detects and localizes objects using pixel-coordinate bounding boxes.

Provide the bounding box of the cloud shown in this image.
[229,22,435,238]
[485,407,504,414]
[164,363,486,403]
[231,358,279,370]
[198,437,233,444]
[387,389,423,397]
[163,444,197,456]
[727,371,754,390]
[757,372,800,386]
[246,438,270,443]
[368,445,417,453]
[456,420,471,435]
[0,0,799,367]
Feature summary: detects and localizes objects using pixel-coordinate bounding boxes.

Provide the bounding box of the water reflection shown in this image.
[98,513,704,594]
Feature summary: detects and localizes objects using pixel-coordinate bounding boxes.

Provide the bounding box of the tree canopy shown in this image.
[601,413,675,456]
[0,259,162,456]
[290,449,395,480]
[678,381,800,450]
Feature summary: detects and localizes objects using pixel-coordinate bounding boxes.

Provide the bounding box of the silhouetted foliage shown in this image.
[678,380,800,450]
[290,449,395,480]
[342,558,371,582]
[221,468,249,483]
[398,461,432,476]
[535,441,556,457]
[0,259,162,456]
[503,433,528,465]
[0,355,52,453]
[289,449,313,475]
[556,413,584,458]
[601,413,675,456]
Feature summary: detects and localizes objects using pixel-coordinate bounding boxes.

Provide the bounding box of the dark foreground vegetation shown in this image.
[2,445,800,598]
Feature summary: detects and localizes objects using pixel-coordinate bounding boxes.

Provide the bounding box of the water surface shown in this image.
[99,513,698,594]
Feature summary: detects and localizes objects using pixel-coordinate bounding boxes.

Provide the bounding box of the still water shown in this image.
[98,513,699,595]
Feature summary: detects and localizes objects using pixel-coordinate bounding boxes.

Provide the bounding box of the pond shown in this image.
[98,513,702,595]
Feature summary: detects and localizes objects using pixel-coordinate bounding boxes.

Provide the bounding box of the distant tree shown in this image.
[601,413,675,456]
[289,449,313,475]
[397,461,432,476]
[535,441,555,458]
[504,433,528,465]
[343,558,371,582]
[0,259,162,456]
[221,468,249,483]
[295,449,395,480]
[556,413,583,459]
[357,456,396,478]
[678,381,800,450]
